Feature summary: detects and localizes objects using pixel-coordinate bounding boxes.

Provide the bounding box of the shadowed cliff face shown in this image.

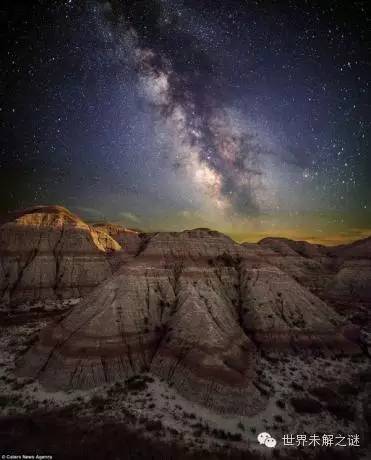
[1,206,369,415]
[259,236,371,306]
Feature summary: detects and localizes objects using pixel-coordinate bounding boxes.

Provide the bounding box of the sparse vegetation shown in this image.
[145,420,163,432]
[107,381,125,397]
[290,381,304,391]
[309,386,338,403]
[1,226,370,460]
[336,382,358,396]
[290,397,322,414]
[90,395,106,412]
[126,375,153,392]
[326,401,355,421]
[211,428,242,442]
[0,395,19,408]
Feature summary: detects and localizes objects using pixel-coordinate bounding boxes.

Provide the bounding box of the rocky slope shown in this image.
[92,222,142,255]
[259,236,371,313]
[16,224,366,416]
[2,206,369,416]
[328,237,371,303]
[257,237,335,296]
[0,206,121,303]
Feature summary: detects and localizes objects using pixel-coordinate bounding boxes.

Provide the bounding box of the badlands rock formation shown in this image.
[17,229,263,415]
[329,237,371,303]
[259,236,371,304]
[16,218,367,415]
[0,206,121,303]
[92,223,142,255]
[257,237,335,296]
[3,206,369,415]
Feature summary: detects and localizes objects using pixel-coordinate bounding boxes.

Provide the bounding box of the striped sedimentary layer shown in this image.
[17,229,357,415]
[0,206,121,303]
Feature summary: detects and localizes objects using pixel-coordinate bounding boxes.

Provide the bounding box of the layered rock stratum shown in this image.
[5,207,368,416]
[0,205,121,303]
[92,222,142,255]
[259,236,371,306]
[0,205,367,415]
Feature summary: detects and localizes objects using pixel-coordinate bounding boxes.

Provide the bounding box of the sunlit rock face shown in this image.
[0,205,121,303]
[92,223,142,255]
[16,222,364,416]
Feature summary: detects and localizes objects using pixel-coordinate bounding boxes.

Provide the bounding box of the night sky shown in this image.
[1,0,370,244]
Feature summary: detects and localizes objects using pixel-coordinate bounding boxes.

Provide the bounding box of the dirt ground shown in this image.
[0,300,370,460]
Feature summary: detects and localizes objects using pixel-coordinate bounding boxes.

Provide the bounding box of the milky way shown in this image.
[2,1,370,243]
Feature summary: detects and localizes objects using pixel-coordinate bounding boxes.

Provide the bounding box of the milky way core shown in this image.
[2,1,370,244]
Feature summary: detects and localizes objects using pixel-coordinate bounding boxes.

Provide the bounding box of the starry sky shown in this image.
[1,0,370,244]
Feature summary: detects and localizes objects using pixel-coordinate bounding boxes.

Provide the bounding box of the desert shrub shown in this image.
[336,382,358,396]
[263,354,279,363]
[215,252,239,267]
[25,401,39,411]
[57,403,80,418]
[24,335,39,347]
[90,395,106,412]
[212,428,228,440]
[211,429,242,442]
[12,380,26,391]
[145,420,163,432]
[126,375,153,392]
[290,397,322,414]
[0,395,18,408]
[326,402,355,421]
[290,381,304,391]
[276,399,286,409]
[191,422,203,430]
[253,381,269,396]
[159,299,169,308]
[107,381,125,396]
[309,386,338,403]
[358,369,371,383]
[229,432,242,442]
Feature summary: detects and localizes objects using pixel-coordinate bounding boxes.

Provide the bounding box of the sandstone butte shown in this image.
[1,206,369,415]
[0,205,122,303]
